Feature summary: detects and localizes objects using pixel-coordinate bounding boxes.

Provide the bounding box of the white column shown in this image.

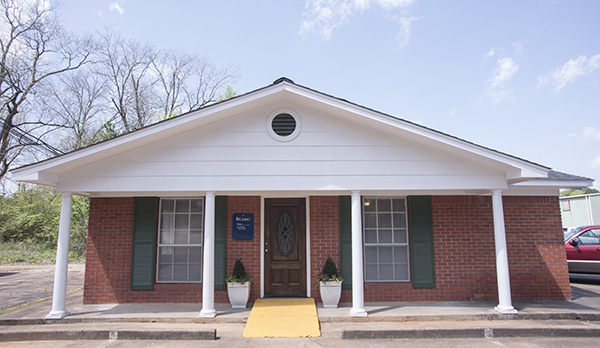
[46,193,73,319]
[491,190,518,314]
[350,191,367,317]
[199,192,217,318]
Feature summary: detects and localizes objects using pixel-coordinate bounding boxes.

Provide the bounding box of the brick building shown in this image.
[11,78,593,319]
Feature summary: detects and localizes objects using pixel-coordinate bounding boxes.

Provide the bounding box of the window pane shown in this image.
[393,230,407,244]
[190,214,202,230]
[379,264,393,280]
[579,229,600,245]
[366,264,378,281]
[159,247,173,262]
[158,264,172,281]
[161,199,174,213]
[161,214,174,229]
[364,213,376,228]
[378,213,392,228]
[394,246,408,262]
[189,264,202,281]
[365,230,377,244]
[190,199,203,212]
[365,246,378,263]
[189,247,202,262]
[392,198,405,212]
[393,213,406,229]
[175,199,189,213]
[379,230,392,243]
[364,199,376,212]
[190,230,202,244]
[174,247,188,263]
[174,230,188,244]
[173,264,188,281]
[379,247,393,262]
[395,264,409,280]
[377,199,391,212]
[175,214,189,230]
[160,230,173,244]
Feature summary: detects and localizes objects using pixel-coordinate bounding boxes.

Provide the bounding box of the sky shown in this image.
[58,0,600,189]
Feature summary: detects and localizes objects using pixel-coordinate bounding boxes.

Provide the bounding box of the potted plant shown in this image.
[225,258,253,309]
[316,256,343,308]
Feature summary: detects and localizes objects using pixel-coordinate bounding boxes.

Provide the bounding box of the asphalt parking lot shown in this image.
[0,263,85,312]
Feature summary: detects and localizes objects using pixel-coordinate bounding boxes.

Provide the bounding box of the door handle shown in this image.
[265,249,269,253]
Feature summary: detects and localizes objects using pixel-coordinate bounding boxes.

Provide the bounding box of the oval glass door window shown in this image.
[277,213,294,256]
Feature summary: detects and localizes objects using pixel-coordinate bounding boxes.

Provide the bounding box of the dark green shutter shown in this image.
[131,197,158,290]
[340,196,353,289]
[214,196,227,290]
[409,196,435,288]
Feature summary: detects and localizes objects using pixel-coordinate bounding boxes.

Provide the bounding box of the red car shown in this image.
[564,225,600,274]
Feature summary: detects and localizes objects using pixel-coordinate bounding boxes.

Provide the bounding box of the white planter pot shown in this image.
[319,280,342,308]
[227,281,251,309]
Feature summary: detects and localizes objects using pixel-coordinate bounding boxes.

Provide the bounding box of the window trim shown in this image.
[156,197,204,284]
[362,197,411,283]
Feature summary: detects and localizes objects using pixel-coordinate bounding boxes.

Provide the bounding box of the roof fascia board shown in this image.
[511,178,594,188]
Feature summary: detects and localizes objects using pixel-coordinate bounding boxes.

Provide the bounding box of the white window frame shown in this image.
[363,197,410,283]
[156,197,204,283]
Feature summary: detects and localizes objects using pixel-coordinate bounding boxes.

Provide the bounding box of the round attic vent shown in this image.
[267,109,301,142]
[271,113,296,136]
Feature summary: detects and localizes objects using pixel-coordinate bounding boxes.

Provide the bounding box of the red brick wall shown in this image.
[503,196,570,300]
[84,194,570,304]
[84,196,262,304]
[225,196,261,304]
[362,195,570,302]
[309,196,352,303]
[84,197,220,304]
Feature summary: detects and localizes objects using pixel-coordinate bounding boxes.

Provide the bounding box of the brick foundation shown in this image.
[84,195,570,304]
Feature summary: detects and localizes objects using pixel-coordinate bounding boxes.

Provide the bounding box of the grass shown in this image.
[0,241,85,264]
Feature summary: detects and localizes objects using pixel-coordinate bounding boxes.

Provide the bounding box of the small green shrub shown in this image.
[316,256,343,284]
[225,258,253,284]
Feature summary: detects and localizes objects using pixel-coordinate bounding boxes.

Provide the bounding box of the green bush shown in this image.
[0,184,89,263]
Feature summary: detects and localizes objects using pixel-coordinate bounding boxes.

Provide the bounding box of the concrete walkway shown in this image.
[1,287,600,341]
[1,268,600,341]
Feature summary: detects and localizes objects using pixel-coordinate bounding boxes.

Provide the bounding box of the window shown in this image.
[363,197,410,282]
[157,198,204,283]
[577,228,600,246]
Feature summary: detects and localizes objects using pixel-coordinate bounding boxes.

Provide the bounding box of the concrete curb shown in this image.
[342,327,600,339]
[3,312,599,326]
[0,329,217,342]
[319,312,600,323]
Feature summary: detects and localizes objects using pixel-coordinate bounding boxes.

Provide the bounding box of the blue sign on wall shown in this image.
[232,213,254,241]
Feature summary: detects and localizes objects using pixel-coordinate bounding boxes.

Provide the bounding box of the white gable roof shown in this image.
[11,78,593,197]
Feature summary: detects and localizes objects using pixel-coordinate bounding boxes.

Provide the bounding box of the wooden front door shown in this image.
[264,198,306,296]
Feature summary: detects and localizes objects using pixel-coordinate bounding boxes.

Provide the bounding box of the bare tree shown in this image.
[96,30,158,132]
[181,57,238,112]
[0,0,93,178]
[153,51,238,119]
[41,70,107,151]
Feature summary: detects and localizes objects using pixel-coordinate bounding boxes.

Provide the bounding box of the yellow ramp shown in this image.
[242,298,321,338]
